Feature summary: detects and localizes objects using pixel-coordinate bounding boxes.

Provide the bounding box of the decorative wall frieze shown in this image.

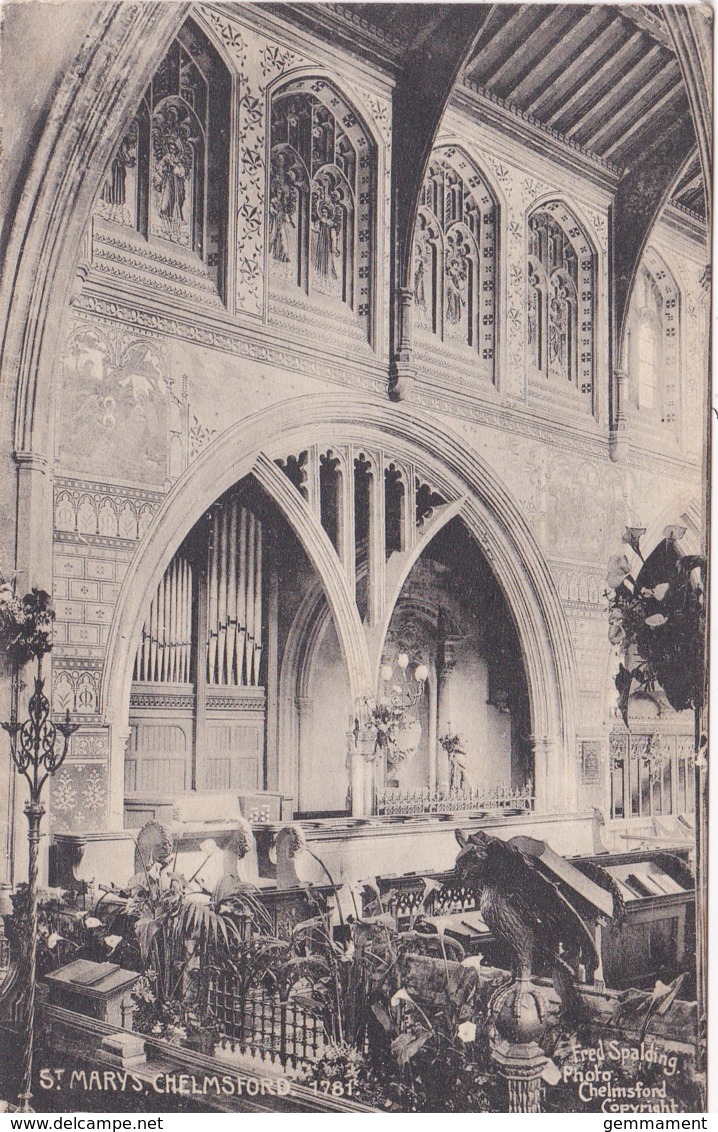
[69,284,703,480]
[51,762,109,833]
[52,657,103,717]
[54,478,163,541]
[130,691,194,710]
[548,560,608,610]
[71,287,387,392]
[206,694,267,712]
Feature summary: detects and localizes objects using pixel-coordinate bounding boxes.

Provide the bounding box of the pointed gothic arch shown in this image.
[101,393,580,823]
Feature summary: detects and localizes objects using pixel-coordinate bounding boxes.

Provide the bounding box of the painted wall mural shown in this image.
[58,324,170,484]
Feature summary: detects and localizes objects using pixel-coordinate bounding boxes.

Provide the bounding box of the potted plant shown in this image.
[0,578,55,672]
[605,525,705,728]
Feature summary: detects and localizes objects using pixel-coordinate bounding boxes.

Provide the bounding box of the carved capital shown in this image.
[14,450,50,474]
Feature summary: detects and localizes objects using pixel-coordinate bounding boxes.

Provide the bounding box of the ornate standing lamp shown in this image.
[0,584,79,1112]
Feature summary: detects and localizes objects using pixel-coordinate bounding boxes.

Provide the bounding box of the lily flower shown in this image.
[430,915,452,939]
[664,525,687,541]
[645,614,668,628]
[457,1021,477,1043]
[104,935,123,952]
[606,554,632,590]
[84,916,102,929]
[461,954,483,970]
[390,988,414,1008]
[622,526,646,559]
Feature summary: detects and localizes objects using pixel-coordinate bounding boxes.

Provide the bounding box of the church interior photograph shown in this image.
[0,0,711,1114]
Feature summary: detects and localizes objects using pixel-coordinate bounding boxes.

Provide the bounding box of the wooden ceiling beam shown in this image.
[509,8,607,108]
[463,5,527,78]
[527,20,625,119]
[546,29,643,128]
[478,7,561,89]
[602,81,685,162]
[564,43,662,139]
[495,8,581,101]
[582,60,680,152]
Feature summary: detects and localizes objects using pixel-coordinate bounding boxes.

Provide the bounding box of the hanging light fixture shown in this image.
[379,652,429,708]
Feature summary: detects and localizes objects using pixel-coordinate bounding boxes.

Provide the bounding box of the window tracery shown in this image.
[627,253,679,426]
[414,148,496,376]
[527,203,595,405]
[269,79,374,333]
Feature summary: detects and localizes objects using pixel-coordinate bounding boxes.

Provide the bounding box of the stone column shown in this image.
[350,748,367,817]
[436,639,458,792]
[14,451,53,593]
[109,727,132,831]
[427,665,438,795]
[389,288,416,402]
[295,696,313,815]
[609,368,630,462]
[529,735,565,813]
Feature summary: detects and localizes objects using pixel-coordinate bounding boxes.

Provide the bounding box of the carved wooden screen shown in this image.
[527,202,594,406]
[414,147,497,378]
[128,495,266,798]
[269,78,374,336]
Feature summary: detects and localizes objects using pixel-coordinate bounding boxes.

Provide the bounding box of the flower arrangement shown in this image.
[360,695,421,763]
[606,526,705,725]
[356,654,427,763]
[0,576,55,668]
[438,732,463,758]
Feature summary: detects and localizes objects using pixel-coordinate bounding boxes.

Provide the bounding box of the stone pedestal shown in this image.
[490,975,549,1113]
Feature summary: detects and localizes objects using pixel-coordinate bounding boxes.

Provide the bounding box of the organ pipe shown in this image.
[206,501,263,686]
[132,500,263,688]
[133,554,194,684]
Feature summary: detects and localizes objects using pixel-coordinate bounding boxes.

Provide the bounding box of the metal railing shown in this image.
[208,975,324,1069]
[376,782,534,816]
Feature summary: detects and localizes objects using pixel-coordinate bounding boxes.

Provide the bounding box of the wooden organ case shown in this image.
[126,492,267,811]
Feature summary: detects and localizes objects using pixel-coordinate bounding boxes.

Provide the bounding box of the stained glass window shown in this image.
[527,202,595,405]
[628,253,680,426]
[414,148,497,377]
[95,20,230,298]
[269,79,374,333]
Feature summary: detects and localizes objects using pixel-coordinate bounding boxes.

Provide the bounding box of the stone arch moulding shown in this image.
[102,393,580,824]
[278,579,336,809]
[1,5,188,597]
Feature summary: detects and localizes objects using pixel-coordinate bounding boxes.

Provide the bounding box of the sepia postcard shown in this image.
[0,0,711,1114]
